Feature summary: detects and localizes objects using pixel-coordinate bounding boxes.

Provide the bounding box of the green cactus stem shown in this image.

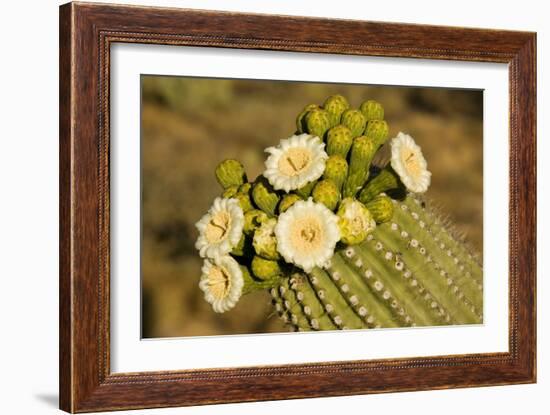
[215,159,247,189]
[323,94,350,127]
[269,195,483,331]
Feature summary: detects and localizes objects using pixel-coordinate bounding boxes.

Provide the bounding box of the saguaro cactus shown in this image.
[195,96,483,330]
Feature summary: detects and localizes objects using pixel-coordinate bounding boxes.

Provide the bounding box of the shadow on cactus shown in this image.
[195,95,483,331]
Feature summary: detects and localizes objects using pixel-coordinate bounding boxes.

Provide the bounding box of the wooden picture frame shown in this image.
[59,2,536,412]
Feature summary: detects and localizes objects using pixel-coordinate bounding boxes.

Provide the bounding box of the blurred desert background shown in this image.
[140,75,483,338]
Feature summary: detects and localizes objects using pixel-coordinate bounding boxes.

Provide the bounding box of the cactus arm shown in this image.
[278,277,312,330]
[308,267,366,329]
[392,200,483,318]
[289,273,338,330]
[362,231,455,326]
[398,200,483,311]
[404,197,483,285]
[269,286,299,331]
[327,254,400,328]
[376,213,481,324]
[338,247,420,327]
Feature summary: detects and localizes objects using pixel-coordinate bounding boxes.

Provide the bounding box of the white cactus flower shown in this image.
[195,197,244,259]
[199,256,244,313]
[390,132,432,193]
[275,198,340,272]
[263,133,328,192]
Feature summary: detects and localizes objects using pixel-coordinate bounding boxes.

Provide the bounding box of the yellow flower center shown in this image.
[290,216,324,254]
[205,211,231,243]
[278,148,312,176]
[402,149,422,178]
[207,266,231,299]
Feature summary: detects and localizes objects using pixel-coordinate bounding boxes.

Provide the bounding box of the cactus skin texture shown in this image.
[271,194,483,331]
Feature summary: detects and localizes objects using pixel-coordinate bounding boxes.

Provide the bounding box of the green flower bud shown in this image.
[326,125,353,157]
[240,265,256,294]
[235,191,254,213]
[252,177,279,216]
[342,171,368,198]
[253,218,279,260]
[251,256,282,281]
[365,120,390,148]
[296,104,319,133]
[242,264,281,294]
[295,180,316,199]
[305,108,331,139]
[337,198,376,245]
[358,167,401,203]
[215,159,246,189]
[312,179,340,211]
[222,185,239,199]
[341,109,367,138]
[279,193,301,213]
[359,100,384,121]
[323,94,350,127]
[323,155,348,192]
[243,209,268,236]
[365,195,395,223]
[349,136,377,175]
[231,234,246,256]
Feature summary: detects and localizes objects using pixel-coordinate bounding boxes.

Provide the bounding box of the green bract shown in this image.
[252,177,279,216]
[215,159,246,189]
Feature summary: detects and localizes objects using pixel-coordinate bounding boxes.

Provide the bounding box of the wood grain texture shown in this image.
[59,2,536,412]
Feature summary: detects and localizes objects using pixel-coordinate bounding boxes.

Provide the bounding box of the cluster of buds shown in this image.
[195,95,431,313]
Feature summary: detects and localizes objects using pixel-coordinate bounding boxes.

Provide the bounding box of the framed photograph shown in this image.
[59,2,536,412]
